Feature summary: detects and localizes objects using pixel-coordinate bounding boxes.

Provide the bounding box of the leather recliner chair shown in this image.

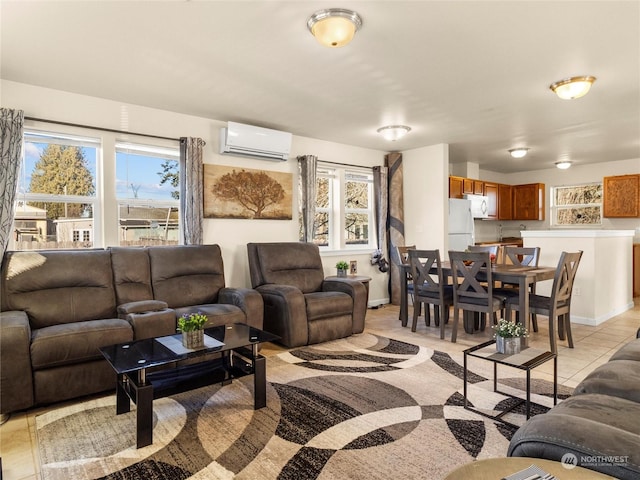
[247,242,367,348]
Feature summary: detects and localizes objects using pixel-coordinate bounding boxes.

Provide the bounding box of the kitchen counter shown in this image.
[522,229,635,325]
[475,237,523,247]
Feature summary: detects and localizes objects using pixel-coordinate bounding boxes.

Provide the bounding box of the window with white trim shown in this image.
[115,142,180,246]
[551,182,603,226]
[308,164,375,251]
[12,130,181,251]
[14,131,99,250]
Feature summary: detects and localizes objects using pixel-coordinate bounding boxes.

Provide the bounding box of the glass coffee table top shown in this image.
[100,323,279,375]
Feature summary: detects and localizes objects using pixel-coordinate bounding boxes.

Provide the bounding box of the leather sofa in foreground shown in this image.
[0,244,263,417]
[508,328,640,479]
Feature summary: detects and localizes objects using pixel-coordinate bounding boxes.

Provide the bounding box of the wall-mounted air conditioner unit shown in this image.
[219,121,292,161]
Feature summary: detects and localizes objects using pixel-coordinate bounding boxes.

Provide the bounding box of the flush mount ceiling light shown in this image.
[549,76,596,100]
[508,148,529,158]
[307,8,363,48]
[377,125,411,141]
[555,160,572,169]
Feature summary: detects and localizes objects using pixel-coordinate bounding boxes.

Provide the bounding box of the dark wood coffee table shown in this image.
[100,323,279,448]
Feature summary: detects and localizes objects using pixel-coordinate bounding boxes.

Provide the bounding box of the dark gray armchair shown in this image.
[247,242,367,347]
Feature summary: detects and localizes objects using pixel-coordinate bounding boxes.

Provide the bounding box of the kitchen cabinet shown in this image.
[449,176,481,198]
[513,183,545,220]
[484,182,498,219]
[449,176,464,198]
[603,174,640,217]
[483,182,512,220]
[498,184,513,220]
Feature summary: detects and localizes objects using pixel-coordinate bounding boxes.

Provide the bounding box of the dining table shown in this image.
[399,261,557,334]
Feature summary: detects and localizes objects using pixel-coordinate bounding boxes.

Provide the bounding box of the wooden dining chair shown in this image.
[496,246,541,331]
[468,244,499,260]
[505,250,583,354]
[397,245,418,321]
[408,249,453,339]
[448,250,506,343]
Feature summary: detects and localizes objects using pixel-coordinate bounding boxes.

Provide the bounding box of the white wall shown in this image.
[402,144,449,253]
[1,80,391,304]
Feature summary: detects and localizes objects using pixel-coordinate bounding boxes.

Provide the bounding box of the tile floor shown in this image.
[1,302,638,480]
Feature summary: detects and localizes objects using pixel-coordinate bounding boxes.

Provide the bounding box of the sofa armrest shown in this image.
[117,300,169,317]
[219,287,264,329]
[256,284,307,347]
[0,310,35,414]
[322,278,367,334]
[122,308,176,340]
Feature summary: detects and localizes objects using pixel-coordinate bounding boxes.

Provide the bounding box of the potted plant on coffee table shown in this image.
[493,318,528,354]
[178,312,208,349]
[336,260,349,277]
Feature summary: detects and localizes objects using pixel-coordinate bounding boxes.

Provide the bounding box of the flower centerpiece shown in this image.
[493,318,528,354]
[178,312,208,349]
[336,260,349,277]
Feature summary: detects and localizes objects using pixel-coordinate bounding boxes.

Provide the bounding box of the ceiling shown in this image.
[1,1,639,173]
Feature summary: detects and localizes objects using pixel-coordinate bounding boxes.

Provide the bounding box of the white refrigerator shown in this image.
[448,198,475,254]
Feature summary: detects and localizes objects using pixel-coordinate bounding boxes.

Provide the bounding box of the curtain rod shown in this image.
[24,116,180,142]
[318,159,374,170]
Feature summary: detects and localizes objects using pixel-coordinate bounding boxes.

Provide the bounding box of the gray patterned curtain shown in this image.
[386,152,405,304]
[179,137,205,245]
[0,108,24,256]
[373,165,389,264]
[297,155,317,242]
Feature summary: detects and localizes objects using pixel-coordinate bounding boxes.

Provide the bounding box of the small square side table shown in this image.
[463,339,557,427]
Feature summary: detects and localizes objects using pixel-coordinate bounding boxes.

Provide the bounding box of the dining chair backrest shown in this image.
[449,250,495,302]
[550,250,583,308]
[408,249,445,297]
[502,246,540,267]
[468,244,499,258]
[397,245,416,265]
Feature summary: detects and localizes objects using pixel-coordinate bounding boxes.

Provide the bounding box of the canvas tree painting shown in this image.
[204,164,292,219]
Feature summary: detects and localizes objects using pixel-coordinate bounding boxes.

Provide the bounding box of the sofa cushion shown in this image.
[1,250,117,329]
[252,243,325,293]
[508,394,640,479]
[30,319,132,370]
[305,291,353,321]
[610,339,640,362]
[110,247,153,305]
[573,359,640,403]
[149,245,226,308]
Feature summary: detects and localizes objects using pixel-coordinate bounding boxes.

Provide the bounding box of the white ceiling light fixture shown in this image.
[307,8,363,48]
[377,125,411,141]
[555,160,572,169]
[508,148,529,158]
[549,76,596,100]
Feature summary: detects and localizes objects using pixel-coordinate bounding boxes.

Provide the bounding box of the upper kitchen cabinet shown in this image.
[473,180,484,195]
[484,182,512,220]
[498,184,513,220]
[484,182,498,218]
[449,176,474,198]
[603,174,640,217]
[513,183,545,221]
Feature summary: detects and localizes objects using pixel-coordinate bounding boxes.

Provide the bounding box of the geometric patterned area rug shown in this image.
[36,333,571,480]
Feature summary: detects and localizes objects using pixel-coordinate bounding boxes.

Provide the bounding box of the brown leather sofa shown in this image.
[508,329,640,479]
[247,242,367,347]
[0,244,263,417]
